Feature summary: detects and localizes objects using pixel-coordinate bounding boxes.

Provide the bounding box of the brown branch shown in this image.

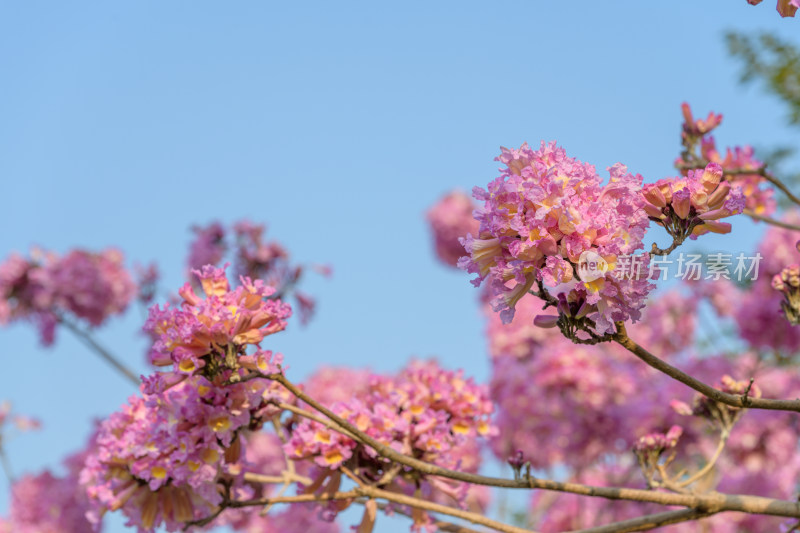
[570,508,716,533]
[744,209,800,231]
[226,486,533,533]
[261,372,800,519]
[360,485,534,533]
[680,161,800,210]
[373,501,486,533]
[613,322,800,413]
[760,171,800,209]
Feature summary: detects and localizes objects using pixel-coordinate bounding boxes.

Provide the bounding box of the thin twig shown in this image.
[744,209,800,231]
[571,508,716,533]
[0,446,14,486]
[679,433,728,488]
[58,317,139,385]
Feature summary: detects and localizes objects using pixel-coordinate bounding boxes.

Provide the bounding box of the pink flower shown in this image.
[285,360,494,520]
[643,162,745,240]
[187,221,226,272]
[145,265,291,376]
[701,138,776,216]
[426,190,480,267]
[82,374,291,531]
[460,142,653,334]
[0,248,136,345]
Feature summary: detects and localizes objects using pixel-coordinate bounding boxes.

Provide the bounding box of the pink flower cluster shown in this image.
[1,452,95,533]
[0,248,136,344]
[460,141,653,334]
[81,372,290,531]
[187,220,327,324]
[187,222,227,272]
[144,265,291,378]
[702,140,776,216]
[643,162,745,239]
[489,335,642,469]
[426,190,480,267]
[526,352,800,531]
[677,103,776,216]
[285,360,494,520]
[80,268,295,531]
[288,360,494,468]
[725,212,800,353]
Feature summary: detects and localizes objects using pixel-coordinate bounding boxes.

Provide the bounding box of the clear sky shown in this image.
[1,2,798,531]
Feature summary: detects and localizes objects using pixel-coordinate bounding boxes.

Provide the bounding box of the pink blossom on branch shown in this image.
[144,264,291,377]
[185,219,325,325]
[426,190,480,267]
[676,103,777,216]
[0,248,136,345]
[642,162,745,240]
[285,360,495,525]
[459,141,654,334]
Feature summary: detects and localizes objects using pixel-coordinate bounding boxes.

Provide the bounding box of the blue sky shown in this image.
[0,2,798,531]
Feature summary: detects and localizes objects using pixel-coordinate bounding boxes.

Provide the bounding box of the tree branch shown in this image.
[260,372,800,519]
[744,209,800,231]
[570,508,716,533]
[613,322,800,413]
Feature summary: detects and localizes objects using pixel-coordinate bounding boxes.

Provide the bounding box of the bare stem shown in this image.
[678,432,728,488]
[58,317,139,386]
[570,508,716,533]
[744,209,800,231]
[0,446,14,486]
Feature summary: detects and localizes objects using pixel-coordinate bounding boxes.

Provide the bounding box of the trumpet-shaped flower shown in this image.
[144,265,291,378]
[459,141,653,334]
[642,162,745,240]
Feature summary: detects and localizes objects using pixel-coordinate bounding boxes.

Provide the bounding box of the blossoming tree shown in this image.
[4,6,800,533]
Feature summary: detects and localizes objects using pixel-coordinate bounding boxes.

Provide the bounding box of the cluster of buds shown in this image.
[772,264,800,325]
[681,103,722,140]
[633,426,683,489]
[633,426,683,466]
[642,162,745,243]
[676,103,776,217]
[671,375,760,433]
[83,268,294,532]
